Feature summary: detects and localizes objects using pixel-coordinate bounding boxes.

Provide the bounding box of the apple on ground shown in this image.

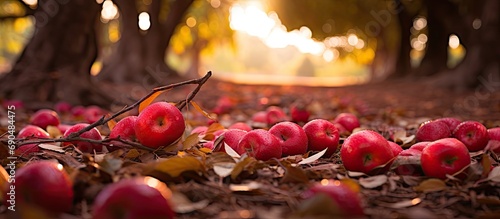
[219,129,247,152]
[84,105,105,124]
[434,117,461,132]
[409,141,430,151]
[63,123,103,152]
[395,148,424,176]
[290,101,310,123]
[2,99,24,109]
[452,121,489,152]
[300,180,364,217]
[134,102,186,149]
[71,106,86,118]
[387,141,403,156]
[54,101,72,114]
[333,122,350,136]
[92,177,175,219]
[269,121,308,156]
[487,128,500,153]
[421,138,471,179]
[30,109,60,129]
[251,111,268,127]
[237,129,282,160]
[15,125,51,156]
[3,161,73,216]
[266,106,287,126]
[303,119,339,157]
[228,122,252,131]
[416,120,451,142]
[212,96,234,115]
[333,113,360,133]
[190,126,208,135]
[109,116,138,150]
[340,130,394,174]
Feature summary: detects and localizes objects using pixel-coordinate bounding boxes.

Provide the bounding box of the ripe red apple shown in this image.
[388,141,403,156]
[17,125,50,139]
[3,161,73,215]
[290,102,310,123]
[134,102,186,149]
[487,128,500,153]
[453,121,489,152]
[416,120,451,142]
[266,106,287,125]
[220,129,247,152]
[237,129,282,160]
[395,148,424,176]
[54,101,72,114]
[109,116,138,149]
[301,180,364,217]
[71,105,86,117]
[15,144,40,156]
[409,141,430,151]
[212,96,234,115]
[63,123,103,152]
[421,138,471,179]
[333,122,350,136]
[269,122,308,156]
[340,130,394,174]
[303,119,339,157]
[92,177,175,219]
[251,111,268,127]
[228,122,252,132]
[57,124,72,134]
[30,109,60,129]
[2,99,24,109]
[435,117,461,132]
[333,113,360,133]
[85,105,105,123]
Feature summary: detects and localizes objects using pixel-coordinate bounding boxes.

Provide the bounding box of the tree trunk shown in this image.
[390,0,413,78]
[98,0,194,85]
[0,0,111,107]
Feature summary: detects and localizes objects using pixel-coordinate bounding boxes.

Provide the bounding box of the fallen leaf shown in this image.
[339,178,361,193]
[204,123,225,140]
[298,148,327,165]
[125,149,142,159]
[182,133,200,150]
[155,156,204,178]
[359,175,388,189]
[171,191,210,213]
[97,157,123,176]
[413,178,447,193]
[224,143,241,160]
[46,125,62,138]
[138,89,169,113]
[230,181,261,192]
[386,198,422,208]
[191,101,216,121]
[107,117,117,131]
[487,166,500,182]
[38,143,65,153]
[231,156,256,180]
[281,164,309,183]
[213,162,235,178]
[481,153,492,178]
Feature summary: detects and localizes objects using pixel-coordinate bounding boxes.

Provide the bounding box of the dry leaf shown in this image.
[298,148,327,165]
[387,198,422,208]
[213,162,235,178]
[359,175,388,189]
[204,123,225,140]
[231,156,256,180]
[487,166,500,182]
[413,178,447,193]
[171,191,210,213]
[38,143,65,153]
[191,101,216,120]
[182,133,200,150]
[138,90,168,113]
[107,117,117,131]
[46,125,62,138]
[224,143,241,160]
[281,164,309,183]
[155,156,204,178]
[229,181,261,192]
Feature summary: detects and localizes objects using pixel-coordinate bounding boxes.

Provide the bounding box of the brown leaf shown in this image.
[481,153,492,178]
[107,117,117,131]
[125,149,143,159]
[359,175,388,189]
[231,156,257,180]
[191,101,216,120]
[155,156,204,178]
[97,156,123,176]
[138,89,169,113]
[171,191,210,213]
[487,166,500,182]
[204,123,225,140]
[413,178,447,193]
[281,164,309,183]
[182,133,200,150]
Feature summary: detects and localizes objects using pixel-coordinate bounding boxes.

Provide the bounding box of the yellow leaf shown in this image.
[125,149,142,159]
[182,133,200,150]
[204,123,225,140]
[155,156,204,178]
[46,125,62,138]
[191,101,216,120]
[413,179,447,193]
[139,89,169,113]
[107,117,117,131]
[199,147,212,153]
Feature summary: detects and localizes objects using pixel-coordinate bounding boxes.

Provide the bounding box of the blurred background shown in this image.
[0,0,498,106]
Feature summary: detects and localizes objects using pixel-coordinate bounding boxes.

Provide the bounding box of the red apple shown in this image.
[435,117,461,132]
[54,101,72,114]
[237,129,282,160]
[17,125,50,139]
[220,129,247,152]
[71,105,86,117]
[301,180,364,217]
[487,128,500,153]
[109,116,138,149]
[228,122,252,132]
[333,113,360,133]
[269,121,308,156]
[212,96,234,115]
[340,130,394,174]
[453,121,489,152]
[409,141,430,151]
[134,102,186,149]
[290,102,310,123]
[3,161,73,215]
[57,124,72,134]
[85,105,105,123]
[395,149,424,176]
[388,141,403,156]
[303,119,339,157]
[333,122,350,136]
[421,138,471,179]
[30,109,60,129]
[251,111,268,127]
[63,123,103,152]
[266,106,287,125]
[416,120,451,142]
[92,177,175,219]
[190,126,208,135]
[2,99,24,109]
